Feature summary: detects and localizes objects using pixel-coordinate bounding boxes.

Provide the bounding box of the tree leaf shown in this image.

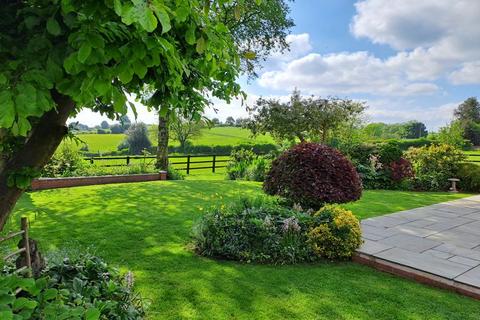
[77,43,92,63]
[185,25,196,45]
[46,18,61,36]
[196,37,206,54]
[0,90,15,128]
[0,73,6,85]
[85,308,100,320]
[152,3,171,33]
[139,8,157,32]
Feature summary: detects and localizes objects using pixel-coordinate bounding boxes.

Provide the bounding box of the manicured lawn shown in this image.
[72,127,275,154]
[10,182,479,319]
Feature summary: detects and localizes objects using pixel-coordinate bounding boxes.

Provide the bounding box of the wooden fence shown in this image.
[0,217,31,276]
[467,154,480,163]
[84,154,230,174]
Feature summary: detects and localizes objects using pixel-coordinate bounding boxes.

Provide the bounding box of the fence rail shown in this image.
[83,154,230,174]
[0,217,31,276]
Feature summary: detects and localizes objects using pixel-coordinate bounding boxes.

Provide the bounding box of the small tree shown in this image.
[170,116,204,153]
[122,123,152,155]
[119,115,131,131]
[248,90,366,143]
[110,124,124,134]
[437,121,468,148]
[211,118,221,126]
[225,117,236,126]
[454,97,480,145]
[100,121,110,130]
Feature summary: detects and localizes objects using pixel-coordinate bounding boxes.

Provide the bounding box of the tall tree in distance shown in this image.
[154,0,294,169]
[170,115,205,153]
[403,121,428,139]
[454,97,480,145]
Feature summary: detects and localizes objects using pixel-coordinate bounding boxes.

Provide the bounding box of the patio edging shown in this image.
[353,252,480,300]
[31,172,167,191]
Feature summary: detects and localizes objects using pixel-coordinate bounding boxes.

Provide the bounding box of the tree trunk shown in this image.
[156,111,170,170]
[0,92,75,230]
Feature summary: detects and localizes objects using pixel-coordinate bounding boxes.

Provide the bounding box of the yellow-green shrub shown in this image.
[307,205,362,260]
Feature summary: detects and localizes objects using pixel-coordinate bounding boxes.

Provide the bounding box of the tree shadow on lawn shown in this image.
[10,181,480,319]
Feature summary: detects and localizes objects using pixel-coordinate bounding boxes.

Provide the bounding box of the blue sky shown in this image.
[74,0,480,131]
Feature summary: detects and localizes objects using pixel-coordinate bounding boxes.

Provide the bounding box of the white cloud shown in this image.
[351,0,480,83]
[271,33,313,61]
[259,52,439,96]
[449,61,480,85]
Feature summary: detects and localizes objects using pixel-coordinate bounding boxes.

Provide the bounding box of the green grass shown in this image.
[73,127,274,154]
[10,182,479,319]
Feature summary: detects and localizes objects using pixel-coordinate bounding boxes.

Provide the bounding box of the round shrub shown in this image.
[263,143,362,209]
[307,205,362,260]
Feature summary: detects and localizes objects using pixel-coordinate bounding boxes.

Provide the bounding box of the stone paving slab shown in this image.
[356,195,480,297]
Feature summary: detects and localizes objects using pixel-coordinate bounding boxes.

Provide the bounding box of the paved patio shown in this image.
[355,195,480,298]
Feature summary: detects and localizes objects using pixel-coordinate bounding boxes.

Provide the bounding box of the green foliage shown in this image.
[167,166,185,180]
[307,205,362,260]
[6,167,40,189]
[362,121,428,140]
[192,197,361,264]
[454,97,480,146]
[247,90,366,143]
[437,121,470,148]
[122,123,152,155]
[226,149,270,181]
[378,142,403,164]
[0,254,144,319]
[42,144,85,177]
[403,121,428,139]
[406,144,466,191]
[457,163,480,192]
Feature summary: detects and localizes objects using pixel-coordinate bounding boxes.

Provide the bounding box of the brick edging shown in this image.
[353,253,480,300]
[31,172,167,191]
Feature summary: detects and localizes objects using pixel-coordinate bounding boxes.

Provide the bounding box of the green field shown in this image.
[10,182,478,320]
[73,127,275,154]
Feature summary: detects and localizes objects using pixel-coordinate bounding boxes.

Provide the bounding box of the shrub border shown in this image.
[31,172,167,191]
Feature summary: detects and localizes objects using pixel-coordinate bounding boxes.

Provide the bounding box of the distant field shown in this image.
[69,127,275,154]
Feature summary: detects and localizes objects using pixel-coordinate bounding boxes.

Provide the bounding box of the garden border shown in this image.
[31,172,167,191]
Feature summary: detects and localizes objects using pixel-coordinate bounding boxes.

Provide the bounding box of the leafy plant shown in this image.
[42,144,85,177]
[457,163,480,192]
[264,143,362,209]
[226,149,270,182]
[0,254,145,319]
[406,144,466,191]
[307,205,362,260]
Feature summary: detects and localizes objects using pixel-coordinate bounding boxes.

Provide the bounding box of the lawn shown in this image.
[73,127,275,154]
[9,181,479,319]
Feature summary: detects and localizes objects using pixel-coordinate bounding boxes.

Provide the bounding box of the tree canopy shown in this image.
[247,90,366,143]
[0,0,247,229]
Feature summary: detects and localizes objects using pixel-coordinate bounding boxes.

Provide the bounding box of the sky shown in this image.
[72,0,480,131]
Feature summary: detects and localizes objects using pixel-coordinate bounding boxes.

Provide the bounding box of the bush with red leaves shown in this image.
[263,143,362,209]
[387,158,414,182]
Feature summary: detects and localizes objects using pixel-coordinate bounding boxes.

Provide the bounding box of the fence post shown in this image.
[212,155,216,173]
[21,217,31,275]
[126,156,130,165]
[90,157,94,165]
[186,155,191,175]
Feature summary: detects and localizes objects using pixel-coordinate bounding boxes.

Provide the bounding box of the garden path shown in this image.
[356,195,480,299]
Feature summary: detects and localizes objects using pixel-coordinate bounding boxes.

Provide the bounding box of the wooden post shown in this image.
[126,156,130,165]
[212,155,216,173]
[186,155,191,175]
[21,217,31,274]
[90,157,94,165]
